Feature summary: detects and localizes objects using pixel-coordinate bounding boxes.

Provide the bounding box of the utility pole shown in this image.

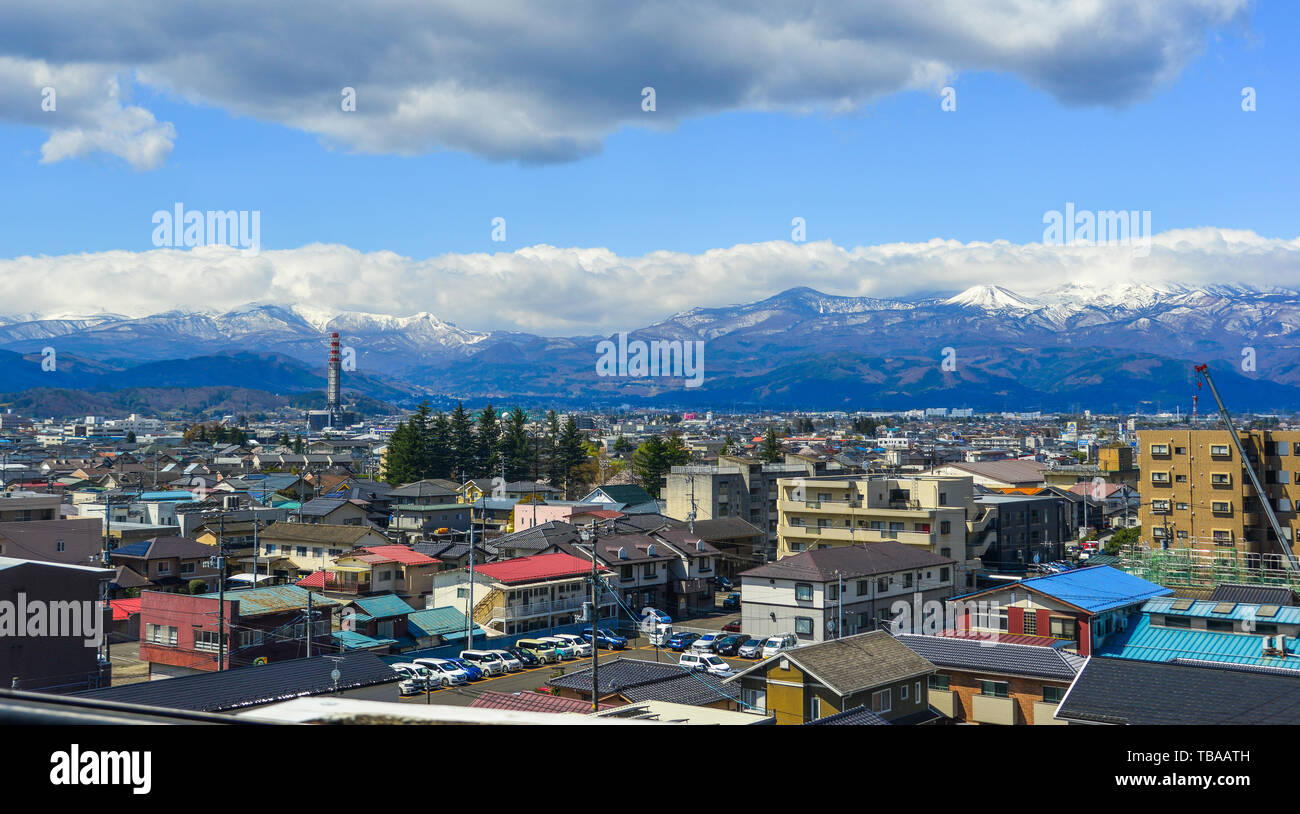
[216,512,226,671]
[306,589,313,657]
[579,524,601,712]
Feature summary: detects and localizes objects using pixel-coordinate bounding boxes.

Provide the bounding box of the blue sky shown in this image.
[0,2,1291,262]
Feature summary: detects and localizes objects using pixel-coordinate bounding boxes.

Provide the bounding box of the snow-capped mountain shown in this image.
[4,283,1300,410]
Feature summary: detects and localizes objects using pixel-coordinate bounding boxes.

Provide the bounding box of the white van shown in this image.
[679,652,734,677]
[486,649,524,672]
[412,657,468,686]
[760,633,798,659]
[459,649,509,676]
[551,633,593,658]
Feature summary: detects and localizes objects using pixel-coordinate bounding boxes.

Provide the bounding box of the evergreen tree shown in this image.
[761,426,782,463]
[631,435,668,498]
[410,402,433,477]
[126,430,136,444]
[502,407,532,482]
[612,435,634,455]
[545,410,565,486]
[426,410,452,479]
[383,420,419,484]
[556,416,588,498]
[476,404,502,479]
[448,402,477,480]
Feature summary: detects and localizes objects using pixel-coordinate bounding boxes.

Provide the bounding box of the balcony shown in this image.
[972,694,1019,725]
[1033,702,1066,725]
[489,596,608,622]
[929,689,957,719]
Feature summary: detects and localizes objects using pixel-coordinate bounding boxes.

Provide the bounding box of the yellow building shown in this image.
[1138,428,1300,562]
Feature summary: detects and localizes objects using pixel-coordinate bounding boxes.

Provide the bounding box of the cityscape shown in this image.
[0,0,1294,796]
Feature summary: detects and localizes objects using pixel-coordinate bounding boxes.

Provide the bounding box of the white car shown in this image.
[692,633,722,652]
[412,658,468,687]
[459,649,509,676]
[487,649,524,672]
[760,633,798,659]
[647,624,673,647]
[391,664,428,694]
[551,633,593,657]
[678,652,734,677]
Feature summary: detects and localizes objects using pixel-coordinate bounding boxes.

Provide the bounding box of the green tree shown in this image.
[761,426,782,463]
[448,402,477,480]
[612,435,634,455]
[1106,526,1141,556]
[125,430,137,444]
[426,410,452,479]
[502,408,532,482]
[476,404,502,478]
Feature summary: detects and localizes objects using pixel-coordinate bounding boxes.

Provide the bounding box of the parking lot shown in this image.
[398,606,762,707]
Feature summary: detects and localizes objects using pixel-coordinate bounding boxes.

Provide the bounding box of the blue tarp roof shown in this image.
[1016,565,1172,614]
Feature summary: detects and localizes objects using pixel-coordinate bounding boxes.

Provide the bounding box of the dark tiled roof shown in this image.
[805,705,890,725]
[1209,583,1300,607]
[548,658,738,706]
[74,652,399,712]
[732,631,935,696]
[493,521,581,553]
[684,517,765,541]
[1056,657,1300,725]
[896,634,1081,681]
[740,541,953,582]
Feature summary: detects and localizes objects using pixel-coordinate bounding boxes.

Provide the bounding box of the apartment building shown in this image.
[1138,429,1300,563]
[664,455,834,562]
[0,491,60,522]
[774,475,973,564]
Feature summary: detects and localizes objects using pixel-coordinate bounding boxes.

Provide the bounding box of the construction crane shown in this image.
[1194,363,1300,571]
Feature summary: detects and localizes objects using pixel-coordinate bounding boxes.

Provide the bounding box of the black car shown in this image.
[506,646,541,667]
[713,634,746,657]
[715,576,734,592]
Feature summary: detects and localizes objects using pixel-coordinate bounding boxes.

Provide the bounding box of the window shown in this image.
[296,546,308,556]
[1206,619,1234,632]
[811,696,822,720]
[1150,472,1170,484]
[980,680,1009,698]
[1022,612,1037,635]
[156,561,170,574]
[939,567,950,582]
[180,562,195,574]
[1210,445,1231,457]
[456,587,468,599]
[194,630,221,652]
[620,565,634,580]
[1150,444,1169,455]
[939,493,948,506]
[795,583,813,601]
[1042,686,1066,704]
[312,547,324,558]
[1212,501,1231,513]
[1174,447,1187,455]
[1049,617,1076,639]
[857,580,870,596]
[145,624,178,646]
[266,544,276,553]
[876,577,889,592]
[929,674,949,691]
[871,689,892,713]
[828,583,839,601]
[1211,473,1231,485]
[740,687,767,714]
[901,683,909,701]
[794,616,813,636]
[56,539,65,552]
[642,564,656,578]
[903,573,913,588]
[1162,616,1191,628]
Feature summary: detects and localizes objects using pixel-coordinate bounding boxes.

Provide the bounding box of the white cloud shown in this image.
[0,227,1295,334]
[0,0,1248,166]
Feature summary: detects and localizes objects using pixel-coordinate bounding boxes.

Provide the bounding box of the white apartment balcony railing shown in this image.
[490,596,615,622]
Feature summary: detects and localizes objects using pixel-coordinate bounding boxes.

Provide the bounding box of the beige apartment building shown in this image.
[1138,429,1300,562]
[775,475,986,580]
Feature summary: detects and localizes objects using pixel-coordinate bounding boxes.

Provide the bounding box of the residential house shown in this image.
[548,658,741,710]
[254,522,389,581]
[897,633,1082,724]
[434,551,617,636]
[138,584,340,677]
[0,557,113,693]
[950,565,1172,655]
[319,544,441,600]
[724,631,938,725]
[1093,596,1300,670]
[740,541,956,644]
[109,536,222,593]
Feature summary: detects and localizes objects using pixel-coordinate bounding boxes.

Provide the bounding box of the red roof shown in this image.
[475,552,607,585]
[469,691,608,714]
[109,598,142,622]
[939,629,1064,648]
[358,544,440,566]
[584,510,624,519]
[297,570,332,589]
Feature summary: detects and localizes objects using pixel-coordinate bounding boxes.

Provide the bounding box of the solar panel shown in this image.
[1213,602,1237,614]
[1171,599,1194,611]
[1257,605,1281,618]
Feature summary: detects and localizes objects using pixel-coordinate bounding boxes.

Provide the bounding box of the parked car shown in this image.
[505,646,541,667]
[516,638,561,664]
[737,638,764,659]
[444,657,485,680]
[581,627,628,650]
[642,607,672,625]
[721,592,741,611]
[715,576,734,592]
[692,632,723,652]
[551,633,593,657]
[539,636,579,660]
[678,652,735,677]
[412,658,470,686]
[666,631,702,651]
[459,649,509,676]
[486,649,524,672]
[713,634,746,657]
[721,620,742,633]
[760,633,798,659]
[391,664,428,695]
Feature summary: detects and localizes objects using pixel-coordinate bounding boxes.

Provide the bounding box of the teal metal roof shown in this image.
[1144,596,1300,625]
[406,606,477,638]
[349,593,414,619]
[332,629,398,650]
[1096,613,1300,670]
[193,584,342,616]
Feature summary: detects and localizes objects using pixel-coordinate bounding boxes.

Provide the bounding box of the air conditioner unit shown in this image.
[1263,635,1284,657]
